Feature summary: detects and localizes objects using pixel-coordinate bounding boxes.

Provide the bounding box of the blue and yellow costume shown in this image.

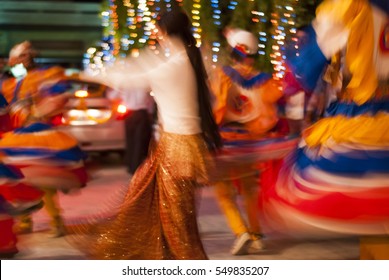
[261,0,389,259]
[0,90,43,257]
[0,42,87,237]
[210,29,289,255]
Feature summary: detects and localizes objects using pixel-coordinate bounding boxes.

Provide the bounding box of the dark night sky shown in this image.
[16,0,103,1]
[53,0,103,2]
[22,0,104,2]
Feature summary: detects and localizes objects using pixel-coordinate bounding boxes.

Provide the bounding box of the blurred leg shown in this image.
[0,216,18,257]
[15,213,33,234]
[240,174,261,235]
[129,110,152,174]
[41,187,65,237]
[124,114,134,174]
[360,236,389,260]
[214,180,248,236]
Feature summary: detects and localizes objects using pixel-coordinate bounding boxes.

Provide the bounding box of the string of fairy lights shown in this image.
[84,0,300,78]
[191,0,202,46]
[270,1,297,79]
[210,0,221,64]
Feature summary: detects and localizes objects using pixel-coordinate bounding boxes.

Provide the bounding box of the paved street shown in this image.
[8,154,360,260]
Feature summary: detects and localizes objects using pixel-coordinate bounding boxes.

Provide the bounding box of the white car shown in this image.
[57,79,128,153]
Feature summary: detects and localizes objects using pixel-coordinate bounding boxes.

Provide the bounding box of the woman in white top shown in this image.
[72,8,222,260]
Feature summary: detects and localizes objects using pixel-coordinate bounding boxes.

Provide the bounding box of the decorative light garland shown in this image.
[109,0,120,57]
[85,0,308,78]
[227,0,238,11]
[191,0,202,47]
[210,0,221,64]
[249,0,267,58]
[122,0,135,56]
[270,1,297,79]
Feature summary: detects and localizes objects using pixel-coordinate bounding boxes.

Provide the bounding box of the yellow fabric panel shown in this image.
[303,112,389,147]
[1,78,18,103]
[0,130,79,150]
[316,0,377,104]
[211,67,233,125]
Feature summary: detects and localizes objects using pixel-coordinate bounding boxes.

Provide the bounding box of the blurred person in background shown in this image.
[261,0,389,260]
[0,56,12,136]
[0,41,87,238]
[0,56,9,79]
[0,55,9,77]
[107,87,155,175]
[210,28,284,255]
[71,8,222,260]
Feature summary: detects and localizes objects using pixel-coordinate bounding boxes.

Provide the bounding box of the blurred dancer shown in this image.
[0,72,44,256]
[107,87,155,175]
[0,41,87,237]
[261,0,389,260]
[210,29,283,255]
[74,8,222,259]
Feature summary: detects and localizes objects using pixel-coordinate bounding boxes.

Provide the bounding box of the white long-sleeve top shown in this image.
[82,42,201,135]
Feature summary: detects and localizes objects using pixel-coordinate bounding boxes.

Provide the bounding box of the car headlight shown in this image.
[62,109,112,125]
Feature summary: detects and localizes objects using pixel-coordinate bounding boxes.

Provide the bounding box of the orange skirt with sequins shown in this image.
[69,132,213,260]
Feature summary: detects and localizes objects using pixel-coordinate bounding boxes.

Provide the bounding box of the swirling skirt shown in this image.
[0,122,88,192]
[68,132,213,260]
[213,135,299,180]
[0,163,43,211]
[260,106,389,237]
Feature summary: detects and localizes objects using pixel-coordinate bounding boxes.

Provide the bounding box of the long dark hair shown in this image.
[157,9,222,151]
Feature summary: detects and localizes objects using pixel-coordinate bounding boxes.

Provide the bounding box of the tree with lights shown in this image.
[85,0,322,74]
[269,0,322,78]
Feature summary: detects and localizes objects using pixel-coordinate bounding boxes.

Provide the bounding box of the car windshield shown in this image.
[67,80,106,97]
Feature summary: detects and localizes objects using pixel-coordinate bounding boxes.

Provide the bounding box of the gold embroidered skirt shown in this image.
[69,132,213,260]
